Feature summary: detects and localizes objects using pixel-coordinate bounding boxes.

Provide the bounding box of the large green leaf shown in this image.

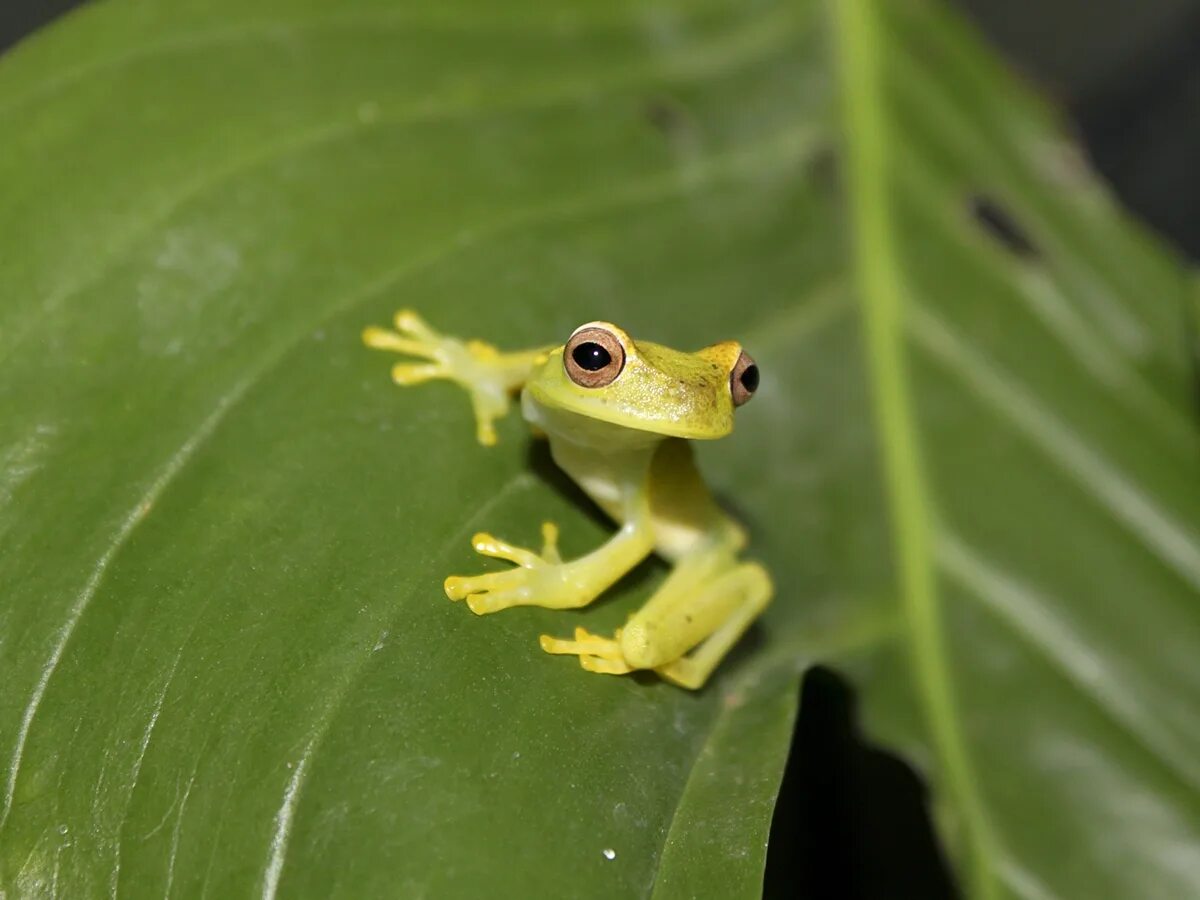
[1,0,1197,897]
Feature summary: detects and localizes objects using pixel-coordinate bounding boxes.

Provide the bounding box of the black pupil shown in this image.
[573,342,611,371]
[740,364,760,393]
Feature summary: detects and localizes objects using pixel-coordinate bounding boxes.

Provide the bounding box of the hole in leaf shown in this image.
[969,193,1039,259]
[1185,305,1200,426]
[644,96,690,138]
[764,667,960,899]
[805,144,840,194]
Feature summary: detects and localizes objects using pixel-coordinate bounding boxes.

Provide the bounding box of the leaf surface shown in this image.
[1,0,1197,897]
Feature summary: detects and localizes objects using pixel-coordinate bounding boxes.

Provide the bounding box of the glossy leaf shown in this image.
[1,0,1197,898]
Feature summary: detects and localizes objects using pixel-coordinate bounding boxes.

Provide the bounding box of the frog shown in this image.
[362,310,772,689]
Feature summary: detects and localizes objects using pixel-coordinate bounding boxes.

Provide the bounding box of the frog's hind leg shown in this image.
[540,626,633,674]
[540,548,771,688]
[652,563,772,689]
[539,547,719,662]
[619,557,773,690]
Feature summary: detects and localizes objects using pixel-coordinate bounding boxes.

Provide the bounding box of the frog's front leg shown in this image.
[362,309,551,445]
[444,517,654,615]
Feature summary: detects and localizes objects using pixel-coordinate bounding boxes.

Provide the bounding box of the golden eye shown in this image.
[730,350,759,407]
[564,326,626,388]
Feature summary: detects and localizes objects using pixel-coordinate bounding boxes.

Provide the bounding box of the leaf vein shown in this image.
[259,737,315,900]
[0,0,763,119]
[254,470,538,897]
[940,532,1200,792]
[0,8,801,363]
[111,620,200,897]
[163,762,200,899]
[0,377,254,832]
[910,306,1200,594]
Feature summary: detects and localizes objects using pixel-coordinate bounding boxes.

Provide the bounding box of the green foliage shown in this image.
[1,0,1196,897]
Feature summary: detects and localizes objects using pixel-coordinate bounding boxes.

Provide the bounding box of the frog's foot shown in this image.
[539,626,623,659]
[539,627,635,676]
[363,309,538,445]
[444,522,570,614]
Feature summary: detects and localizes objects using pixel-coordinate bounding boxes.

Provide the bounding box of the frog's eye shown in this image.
[564,326,626,388]
[730,350,759,407]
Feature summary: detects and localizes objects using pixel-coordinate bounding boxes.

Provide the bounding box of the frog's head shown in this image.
[526,321,760,440]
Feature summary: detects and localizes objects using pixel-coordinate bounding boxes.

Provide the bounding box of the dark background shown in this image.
[959,0,1200,262]
[3,2,1196,897]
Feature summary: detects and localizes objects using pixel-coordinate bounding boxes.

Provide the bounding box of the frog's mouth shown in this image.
[523,381,734,444]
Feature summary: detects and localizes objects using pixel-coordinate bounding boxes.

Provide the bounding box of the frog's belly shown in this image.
[570,474,708,561]
[529,394,739,562]
[567,467,625,523]
[565,450,733,563]
[650,516,725,562]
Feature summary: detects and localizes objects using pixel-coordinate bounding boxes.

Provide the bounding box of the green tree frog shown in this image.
[363,310,772,689]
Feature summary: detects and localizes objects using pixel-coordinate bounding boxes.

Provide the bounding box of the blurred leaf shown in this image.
[0,0,1197,898]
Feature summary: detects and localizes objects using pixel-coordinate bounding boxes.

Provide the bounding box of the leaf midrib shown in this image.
[832,1,999,897]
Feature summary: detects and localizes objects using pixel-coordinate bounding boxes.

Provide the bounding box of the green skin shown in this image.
[363,313,772,689]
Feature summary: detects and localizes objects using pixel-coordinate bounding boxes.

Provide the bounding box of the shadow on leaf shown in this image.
[764,667,960,899]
